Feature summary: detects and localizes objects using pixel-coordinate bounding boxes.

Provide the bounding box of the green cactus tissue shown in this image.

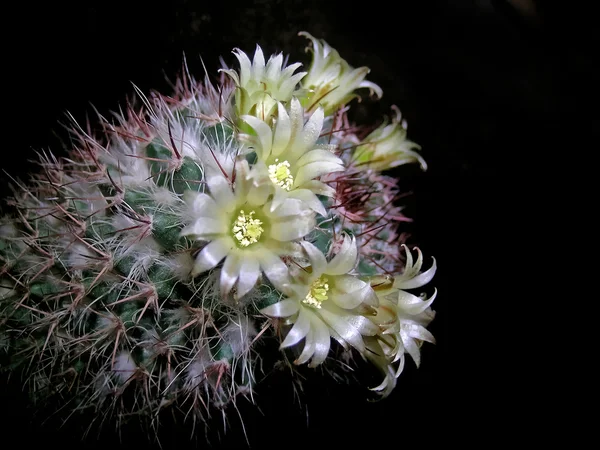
[0,32,437,436]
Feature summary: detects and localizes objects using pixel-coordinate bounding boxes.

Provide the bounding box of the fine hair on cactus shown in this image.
[0,31,437,443]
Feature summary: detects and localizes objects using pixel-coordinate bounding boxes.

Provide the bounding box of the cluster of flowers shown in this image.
[182,32,437,395]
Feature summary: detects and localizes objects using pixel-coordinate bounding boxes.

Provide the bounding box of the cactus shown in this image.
[0,32,437,439]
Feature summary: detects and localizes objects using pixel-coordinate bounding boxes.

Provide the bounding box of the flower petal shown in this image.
[403,245,415,273]
[265,53,283,81]
[333,274,367,293]
[267,197,311,218]
[288,283,310,300]
[326,234,358,275]
[268,185,288,213]
[185,191,217,218]
[288,97,304,137]
[318,307,365,353]
[397,288,437,315]
[235,256,261,299]
[345,314,379,336]
[394,257,437,290]
[300,180,336,197]
[332,280,377,309]
[359,80,383,99]
[241,115,273,159]
[339,67,370,92]
[300,241,327,276]
[294,160,344,188]
[325,301,379,336]
[295,149,343,169]
[252,45,266,79]
[207,175,235,208]
[308,315,331,367]
[245,162,274,206]
[279,71,307,97]
[402,322,436,344]
[401,330,422,367]
[272,104,291,156]
[258,251,291,292]
[261,298,299,318]
[220,252,241,295]
[233,48,252,84]
[288,189,327,216]
[191,238,231,276]
[301,107,324,150]
[295,328,315,365]
[281,62,303,78]
[180,217,224,238]
[219,68,239,86]
[280,307,311,348]
[270,214,315,241]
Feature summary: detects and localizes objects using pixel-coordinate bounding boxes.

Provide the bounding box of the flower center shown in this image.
[232,210,264,247]
[268,159,294,191]
[302,276,330,309]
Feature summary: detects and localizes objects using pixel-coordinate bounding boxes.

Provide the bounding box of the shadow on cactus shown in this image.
[0,31,437,442]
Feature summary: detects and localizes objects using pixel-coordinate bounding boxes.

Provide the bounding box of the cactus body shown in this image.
[0,33,437,438]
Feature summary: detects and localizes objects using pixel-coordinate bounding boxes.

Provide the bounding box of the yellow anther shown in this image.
[302,276,330,309]
[232,210,264,247]
[268,159,294,191]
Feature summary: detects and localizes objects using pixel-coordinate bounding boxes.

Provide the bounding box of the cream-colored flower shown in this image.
[353,106,426,171]
[240,98,345,216]
[220,45,307,120]
[180,162,315,299]
[299,31,383,115]
[365,245,437,396]
[261,234,379,367]
[363,333,404,397]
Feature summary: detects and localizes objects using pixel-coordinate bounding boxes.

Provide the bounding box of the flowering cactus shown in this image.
[0,32,436,438]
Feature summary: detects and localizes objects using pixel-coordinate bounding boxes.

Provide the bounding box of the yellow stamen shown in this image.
[268,159,294,191]
[232,210,264,247]
[302,276,330,309]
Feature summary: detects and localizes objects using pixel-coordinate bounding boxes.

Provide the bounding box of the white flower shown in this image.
[221,45,307,120]
[261,234,379,367]
[299,31,383,115]
[180,162,315,299]
[240,98,345,216]
[353,106,426,171]
[366,245,437,396]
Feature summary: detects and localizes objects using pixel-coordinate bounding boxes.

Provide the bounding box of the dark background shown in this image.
[0,0,592,447]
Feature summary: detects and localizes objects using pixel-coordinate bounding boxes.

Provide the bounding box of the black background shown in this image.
[0,0,592,447]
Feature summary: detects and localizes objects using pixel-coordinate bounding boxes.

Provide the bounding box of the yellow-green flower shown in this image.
[365,245,437,396]
[353,107,427,171]
[299,31,383,115]
[261,234,379,367]
[241,98,345,216]
[180,162,315,299]
[220,45,307,120]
